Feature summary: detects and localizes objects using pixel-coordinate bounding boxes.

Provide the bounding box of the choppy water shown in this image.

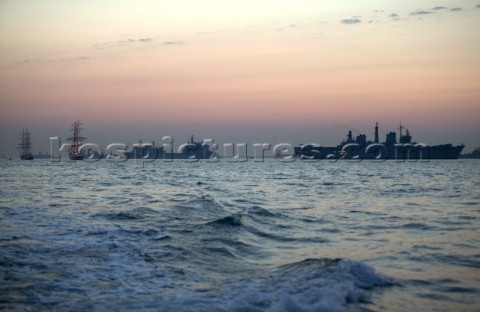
[0,159,479,311]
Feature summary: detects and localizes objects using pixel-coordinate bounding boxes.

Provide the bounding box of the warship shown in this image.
[460,147,480,159]
[295,122,464,160]
[18,128,34,160]
[126,135,214,160]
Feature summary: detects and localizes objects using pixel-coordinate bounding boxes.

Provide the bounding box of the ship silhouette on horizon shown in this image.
[67,120,86,160]
[295,122,464,160]
[18,128,34,160]
[125,135,214,160]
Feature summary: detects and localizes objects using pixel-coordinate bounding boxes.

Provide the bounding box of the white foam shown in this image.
[147,259,393,312]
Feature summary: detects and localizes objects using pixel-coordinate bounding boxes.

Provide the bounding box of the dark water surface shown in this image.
[0,159,479,311]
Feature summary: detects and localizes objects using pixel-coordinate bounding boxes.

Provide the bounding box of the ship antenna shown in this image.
[398,119,403,138]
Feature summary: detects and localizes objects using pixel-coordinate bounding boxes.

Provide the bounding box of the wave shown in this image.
[277,257,341,274]
[207,213,243,227]
[205,206,279,227]
[104,258,393,312]
[91,207,160,221]
[229,258,394,311]
[201,207,331,249]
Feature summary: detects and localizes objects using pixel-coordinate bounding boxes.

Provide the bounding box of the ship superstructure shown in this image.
[295,122,464,160]
[126,135,213,160]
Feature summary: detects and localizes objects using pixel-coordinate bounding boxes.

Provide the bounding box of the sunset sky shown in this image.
[1,0,479,156]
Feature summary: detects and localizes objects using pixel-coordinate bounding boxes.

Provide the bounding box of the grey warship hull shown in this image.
[125,136,213,160]
[295,144,464,160]
[295,123,464,160]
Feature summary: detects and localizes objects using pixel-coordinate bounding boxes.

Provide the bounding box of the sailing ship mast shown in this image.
[18,128,34,160]
[67,120,86,160]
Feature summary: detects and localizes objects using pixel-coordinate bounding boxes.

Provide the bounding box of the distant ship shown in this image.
[295,122,464,160]
[126,135,214,160]
[67,120,86,160]
[460,147,480,159]
[18,128,34,160]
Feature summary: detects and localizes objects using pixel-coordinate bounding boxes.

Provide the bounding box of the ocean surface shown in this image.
[0,159,479,311]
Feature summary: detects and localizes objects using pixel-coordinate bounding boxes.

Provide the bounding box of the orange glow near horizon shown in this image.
[1,0,479,154]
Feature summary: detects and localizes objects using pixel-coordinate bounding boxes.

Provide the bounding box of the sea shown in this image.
[0,158,479,311]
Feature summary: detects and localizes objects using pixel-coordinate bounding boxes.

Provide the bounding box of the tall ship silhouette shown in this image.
[18,128,34,160]
[67,120,86,160]
[295,122,464,160]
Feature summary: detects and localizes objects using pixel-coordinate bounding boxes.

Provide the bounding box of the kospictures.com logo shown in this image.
[48,136,432,164]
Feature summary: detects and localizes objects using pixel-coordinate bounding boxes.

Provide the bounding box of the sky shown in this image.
[1,0,479,157]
